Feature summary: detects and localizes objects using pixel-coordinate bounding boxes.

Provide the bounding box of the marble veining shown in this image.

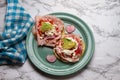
[0,0,120,80]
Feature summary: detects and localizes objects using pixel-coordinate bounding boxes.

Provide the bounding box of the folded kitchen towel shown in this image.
[0,0,34,65]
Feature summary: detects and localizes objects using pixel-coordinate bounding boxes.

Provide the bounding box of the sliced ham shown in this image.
[46,54,56,63]
[65,25,75,34]
[32,26,37,39]
[32,15,64,47]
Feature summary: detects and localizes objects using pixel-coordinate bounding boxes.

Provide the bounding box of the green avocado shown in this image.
[40,22,52,32]
[62,38,76,50]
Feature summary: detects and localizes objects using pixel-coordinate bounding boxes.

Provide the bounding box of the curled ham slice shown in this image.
[32,15,64,47]
[46,54,56,63]
[65,25,75,34]
[32,26,37,39]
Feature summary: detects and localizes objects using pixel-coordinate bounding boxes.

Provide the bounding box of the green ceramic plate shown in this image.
[26,12,95,76]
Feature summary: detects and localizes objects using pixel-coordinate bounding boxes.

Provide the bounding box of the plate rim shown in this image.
[26,12,95,76]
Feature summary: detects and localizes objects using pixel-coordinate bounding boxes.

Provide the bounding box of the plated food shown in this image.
[26,12,95,76]
[54,34,85,62]
[32,15,64,47]
[32,15,85,63]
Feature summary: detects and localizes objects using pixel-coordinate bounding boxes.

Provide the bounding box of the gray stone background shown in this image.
[0,0,120,80]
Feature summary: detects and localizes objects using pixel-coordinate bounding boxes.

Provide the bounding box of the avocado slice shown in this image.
[40,22,52,32]
[62,38,76,50]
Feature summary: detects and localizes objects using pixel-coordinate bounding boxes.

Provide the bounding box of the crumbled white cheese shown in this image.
[45,25,56,36]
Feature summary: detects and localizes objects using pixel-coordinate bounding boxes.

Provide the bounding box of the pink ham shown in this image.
[43,15,64,31]
[46,54,56,63]
[65,25,75,34]
[33,15,64,47]
[32,26,37,39]
[35,16,41,27]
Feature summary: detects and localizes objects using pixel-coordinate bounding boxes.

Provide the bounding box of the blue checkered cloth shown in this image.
[0,0,34,65]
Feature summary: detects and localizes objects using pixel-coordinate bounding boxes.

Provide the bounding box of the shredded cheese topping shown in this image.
[45,24,57,36]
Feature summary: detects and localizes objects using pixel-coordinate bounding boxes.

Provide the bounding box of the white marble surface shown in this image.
[0,0,120,80]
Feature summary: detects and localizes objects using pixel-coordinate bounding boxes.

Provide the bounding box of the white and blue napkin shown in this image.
[0,0,34,65]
